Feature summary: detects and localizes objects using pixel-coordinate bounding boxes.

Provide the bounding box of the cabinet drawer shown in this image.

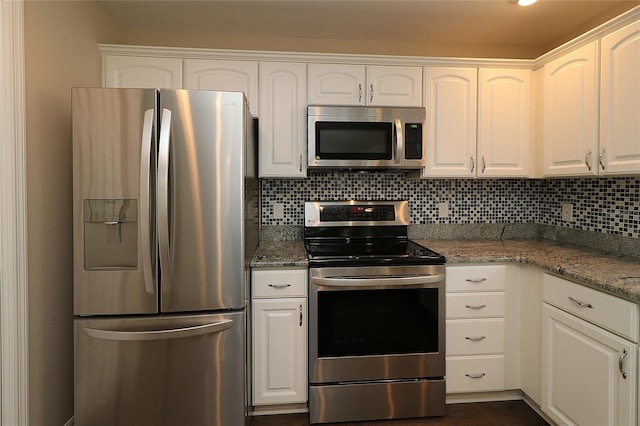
[446,355,505,393]
[252,269,307,298]
[446,319,505,356]
[447,292,505,318]
[446,265,506,292]
[543,273,639,342]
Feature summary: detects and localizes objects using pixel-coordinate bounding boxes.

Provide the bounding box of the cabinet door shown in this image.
[367,65,422,107]
[543,41,599,176]
[183,59,259,116]
[308,64,365,105]
[103,55,182,89]
[478,68,531,177]
[423,68,477,177]
[252,298,307,405]
[259,62,307,178]
[542,304,637,426]
[600,20,640,175]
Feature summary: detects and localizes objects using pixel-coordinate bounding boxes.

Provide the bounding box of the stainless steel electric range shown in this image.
[304,200,446,424]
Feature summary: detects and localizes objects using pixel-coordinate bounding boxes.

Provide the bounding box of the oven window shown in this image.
[317,288,439,357]
[315,121,393,160]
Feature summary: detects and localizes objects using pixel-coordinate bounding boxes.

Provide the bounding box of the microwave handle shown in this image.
[394,119,403,164]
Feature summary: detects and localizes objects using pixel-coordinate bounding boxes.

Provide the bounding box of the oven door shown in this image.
[308,265,445,384]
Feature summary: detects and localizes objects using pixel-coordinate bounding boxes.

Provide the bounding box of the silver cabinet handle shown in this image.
[481,155,486,174]
[465,373,486,379]
[465,304,487,310]
[84,320,232,341]
[599,148,606,171]
[157,108,173,292]
[358,83,362,103]
[139,109,155,295]
[470,156,475,173]
[568,296,593,309]
[370,83,374,103]
[585,149,592,171]
[465,278,487,283]
[299,154,303,172]
[268,283,291,289]
[619,349,628,379]
[394,119,403,165]
[311,274,444,288]
[299,304,303,327]
[465,336,486,341]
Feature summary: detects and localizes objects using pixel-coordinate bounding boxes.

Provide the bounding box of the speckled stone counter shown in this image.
[250,241,308,268]
[251,239,640,304]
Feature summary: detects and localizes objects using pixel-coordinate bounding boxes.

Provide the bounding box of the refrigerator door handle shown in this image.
[140,109,155,294]
[83,319,233,341]
[158,108,172,292]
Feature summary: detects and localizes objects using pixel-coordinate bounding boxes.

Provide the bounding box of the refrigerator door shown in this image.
[74,311,246,426]
[72,88,158,315]
[158,90,249,312]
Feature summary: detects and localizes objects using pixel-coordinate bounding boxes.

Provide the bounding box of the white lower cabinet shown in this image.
[542,274,638,426]
[445,265,507,393]
[252,268,308,406]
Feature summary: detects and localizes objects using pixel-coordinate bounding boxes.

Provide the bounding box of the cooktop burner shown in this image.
[304,201,445,268]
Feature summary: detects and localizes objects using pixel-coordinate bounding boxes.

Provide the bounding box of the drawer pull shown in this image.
[619,349,628,379]
[465,373,486,379]
[465,336,486,342]
[465,278,487,283]
[268,283,292,289]
[568,296,593,309]
[465,304,487,310]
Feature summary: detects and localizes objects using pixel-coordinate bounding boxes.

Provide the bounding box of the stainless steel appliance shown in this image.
[305,201,446,424]
[307,105,426,170]
[72,88,258,426]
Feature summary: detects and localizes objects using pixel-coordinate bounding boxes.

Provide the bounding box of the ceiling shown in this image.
[99,0,639,58]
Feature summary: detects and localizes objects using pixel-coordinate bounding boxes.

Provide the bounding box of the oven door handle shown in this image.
[310,274,444,287]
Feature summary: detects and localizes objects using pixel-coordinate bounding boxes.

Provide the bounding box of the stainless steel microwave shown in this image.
[307,105,426,170]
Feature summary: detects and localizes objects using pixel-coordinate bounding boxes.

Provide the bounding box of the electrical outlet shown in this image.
[273,203,284,219]
[561,203,573,222]
[437,202,449,218]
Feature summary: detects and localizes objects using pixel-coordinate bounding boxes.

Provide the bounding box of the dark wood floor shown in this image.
[252,401,549,426]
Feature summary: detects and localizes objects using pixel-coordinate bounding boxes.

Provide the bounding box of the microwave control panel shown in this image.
[404,123,423,160]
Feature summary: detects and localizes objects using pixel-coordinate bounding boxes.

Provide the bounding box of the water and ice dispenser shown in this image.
[83,199,138,270]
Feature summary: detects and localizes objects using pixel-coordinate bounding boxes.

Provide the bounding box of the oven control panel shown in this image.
[305,201,410,227]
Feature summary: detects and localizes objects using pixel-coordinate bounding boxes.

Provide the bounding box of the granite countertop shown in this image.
[251,239,640,304]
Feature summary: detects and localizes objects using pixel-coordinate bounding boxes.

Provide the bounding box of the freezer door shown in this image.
[72,88,158,315]
[158,90,249,312]
[74,311,247,426]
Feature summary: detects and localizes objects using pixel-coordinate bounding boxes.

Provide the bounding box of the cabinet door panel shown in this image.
[543,41,599,176]
[478,69,531,177]
[259,62,307,177]
[252,298,307,405]
[423,68,477,177]
[104,56,182,89]
[183,59,258,116]
[542,304,637,426]
[600,20,640,175]
[367,66,422,107]
[308,64,365,105]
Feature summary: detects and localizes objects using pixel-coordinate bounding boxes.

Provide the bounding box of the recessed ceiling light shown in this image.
[518,0,538,5]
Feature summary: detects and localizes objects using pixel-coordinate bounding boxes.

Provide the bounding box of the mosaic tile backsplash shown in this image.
[261,171,640,239]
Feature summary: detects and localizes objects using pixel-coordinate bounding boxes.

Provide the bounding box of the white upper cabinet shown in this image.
[259,62,307,178]
[103,55,182,89]
[423,67,478,177]
[308,64,422,106]
[477,68,531,177]
[183,59,259,116]
[599,20,640,175]
[542,41,599,176]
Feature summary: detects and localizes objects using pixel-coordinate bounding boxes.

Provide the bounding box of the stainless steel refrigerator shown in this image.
[72,88,258,426]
